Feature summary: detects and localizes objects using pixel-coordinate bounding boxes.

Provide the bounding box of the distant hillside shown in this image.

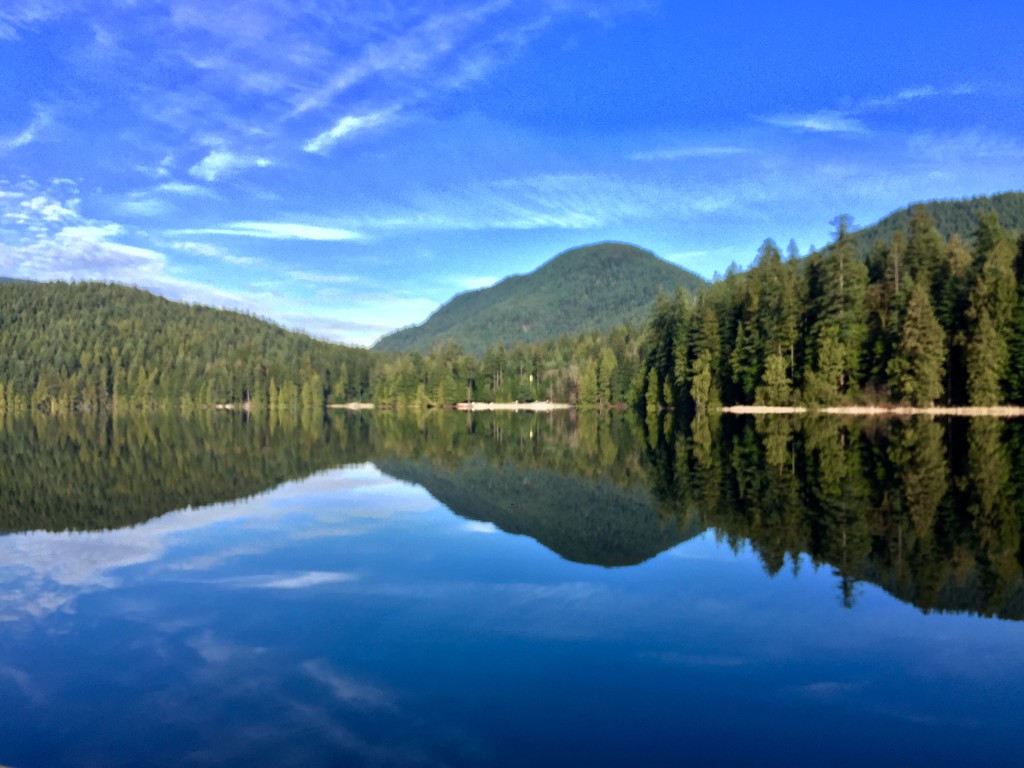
[374,242,706,355]
[0,281,373,411]
[840,191,1024,257]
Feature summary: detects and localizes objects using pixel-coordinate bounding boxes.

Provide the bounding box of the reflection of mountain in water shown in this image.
[0,412,373,532]
[4,408,1024,620]
[377,456,700,567]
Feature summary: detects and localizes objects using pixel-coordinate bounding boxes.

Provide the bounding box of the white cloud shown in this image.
[158,181,215,196]
[172,221,365,241]
[859,85,939,111]
[170,240,256,266]
[188,149,271,182]
[0,108,50,153]
[0,1,70,40]
[290,1,517,116]
[115,196,169,217]
[303,108,399,154]
[762,83,977,137]
[629,145,750,162]
[288,270,358,285]
[761,110,866,134]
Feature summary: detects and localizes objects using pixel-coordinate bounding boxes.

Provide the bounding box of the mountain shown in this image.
[374,241,706,355]
[837,191,1024,257]
[0,280,373,411]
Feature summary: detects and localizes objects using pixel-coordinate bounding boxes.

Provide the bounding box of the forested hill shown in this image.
[0,281,373,412]
[637,199,1024,411]
[837,191,1024,258]
[373,242,706,356]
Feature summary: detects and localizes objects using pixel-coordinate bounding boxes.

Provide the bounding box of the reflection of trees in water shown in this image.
[642,412,1024,620]
[4,408,1023,619]
[0,411,375,532]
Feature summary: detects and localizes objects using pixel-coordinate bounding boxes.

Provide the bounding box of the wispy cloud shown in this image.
[303,107,400,154]
[763,84,977,136]
[290,1,517,116]
[0,107,50,153]
[172,221,364,241]
[188,148,271,182]
[332,173,753,236]
[859,85,940,110]
[0,2,70,40]
[170,240,257,266]
[629,145,750,162]
[287,270,358,285]
[761,110,867,134]
[158,181,215,196]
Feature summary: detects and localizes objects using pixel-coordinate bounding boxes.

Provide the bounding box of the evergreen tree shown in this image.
[887,280,946,405]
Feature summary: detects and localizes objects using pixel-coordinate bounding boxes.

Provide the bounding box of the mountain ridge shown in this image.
[374,241,706,355]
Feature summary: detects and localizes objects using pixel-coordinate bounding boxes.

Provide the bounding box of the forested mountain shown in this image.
[0,281,374,412]
[638,200,1024,410]
[373,242,706,355]
[837,192,1024,259]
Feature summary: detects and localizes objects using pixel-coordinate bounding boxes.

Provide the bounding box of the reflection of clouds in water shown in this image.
[211,571,360,590]
[0,465,426,621]
[302,659,398,711]
[640,651,750,668]
[167,545,266,572]
[794,680,867,700]
[0,663,45,705]
[131,626,461,766]
[463,521,499,534]
[187,629,269,665]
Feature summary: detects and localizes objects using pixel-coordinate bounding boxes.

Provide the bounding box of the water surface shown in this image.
[0,411,1022,766]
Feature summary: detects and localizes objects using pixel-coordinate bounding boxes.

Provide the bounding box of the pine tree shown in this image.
[966,308,1007,406]
[887,280,946,405]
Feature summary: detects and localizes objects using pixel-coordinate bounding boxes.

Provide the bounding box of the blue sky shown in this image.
[1,1,1022,346]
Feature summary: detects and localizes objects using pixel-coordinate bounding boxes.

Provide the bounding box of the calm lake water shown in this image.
[1,410,1022,767]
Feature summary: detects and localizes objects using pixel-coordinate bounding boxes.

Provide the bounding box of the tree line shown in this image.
[6,406,1022,618]
[2,204,1021,414]
[637,206,1024,411]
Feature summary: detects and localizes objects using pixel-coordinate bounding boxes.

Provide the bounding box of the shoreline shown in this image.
[454,401,574,412]
[720,404,1024,418]
[213,401,1024,418]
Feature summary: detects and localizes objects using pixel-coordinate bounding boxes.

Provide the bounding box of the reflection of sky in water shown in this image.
[1,464,1023,767]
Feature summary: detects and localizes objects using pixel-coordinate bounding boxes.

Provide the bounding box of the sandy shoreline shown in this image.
[454,401,574,412]
[720,404,1024,418]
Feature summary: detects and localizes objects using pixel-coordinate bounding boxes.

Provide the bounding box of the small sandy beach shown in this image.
[454,401,574,412]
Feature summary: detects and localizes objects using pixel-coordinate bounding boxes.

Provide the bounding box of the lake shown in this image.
[1,410,1022,767]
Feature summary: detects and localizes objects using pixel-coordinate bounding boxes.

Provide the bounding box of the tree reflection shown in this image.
[2,409,1023,619]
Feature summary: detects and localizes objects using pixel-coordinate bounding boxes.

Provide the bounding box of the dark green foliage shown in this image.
[0,281,374,412]
[0,411,375,532]
[887,280,946,405]
[376,412,699,567]
[636,200,1023,408]
[6,406,1024,619]
[374,242,705,356]
[371,323,644,407]
[832,192,1024,261]
[645,414,1024,619]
